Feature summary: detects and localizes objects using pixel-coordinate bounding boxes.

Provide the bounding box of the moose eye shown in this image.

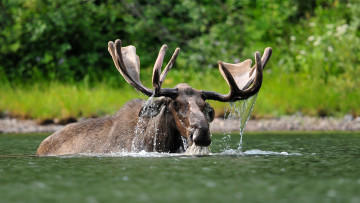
[173,101,179,110]
[204,107,215,122]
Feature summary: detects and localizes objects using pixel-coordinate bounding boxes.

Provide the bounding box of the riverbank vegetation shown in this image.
[1,0,359,120]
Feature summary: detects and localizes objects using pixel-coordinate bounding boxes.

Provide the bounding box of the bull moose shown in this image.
[36,39,272,155]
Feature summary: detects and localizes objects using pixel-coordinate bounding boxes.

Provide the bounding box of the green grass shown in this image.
[254,72,360,117]
[1,69,359,120]
[0,82,140,120]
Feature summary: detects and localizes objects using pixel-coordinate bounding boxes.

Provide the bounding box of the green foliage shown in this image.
[2,0,357,81]
[0,0,127,83]
[277,1,360,82]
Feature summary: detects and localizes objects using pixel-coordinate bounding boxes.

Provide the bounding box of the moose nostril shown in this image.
[193,129,211,147]
[194,137,211,147]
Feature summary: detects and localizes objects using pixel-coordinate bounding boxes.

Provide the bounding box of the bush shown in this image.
[2,0,357,84]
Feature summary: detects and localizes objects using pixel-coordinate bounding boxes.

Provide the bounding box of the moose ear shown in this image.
[138,97,170,118]
[204,102,215,122]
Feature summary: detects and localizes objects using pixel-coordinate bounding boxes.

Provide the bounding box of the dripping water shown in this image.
[132,94,157,152]
[181,137,188,152]
[222,93,258,152]
[152,116,160,151]
[237,93,257,150]
[221,104,234,151]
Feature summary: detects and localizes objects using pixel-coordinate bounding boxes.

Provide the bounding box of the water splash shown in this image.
[132,94,156,152]
[64,149,300,158]
[185,143,210,155]
[222,93,258,152]
[219,149,301,156]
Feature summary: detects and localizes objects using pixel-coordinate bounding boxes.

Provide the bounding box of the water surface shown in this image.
[0,132,359,202]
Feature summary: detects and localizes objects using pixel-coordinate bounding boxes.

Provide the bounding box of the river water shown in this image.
[1,132,360,202]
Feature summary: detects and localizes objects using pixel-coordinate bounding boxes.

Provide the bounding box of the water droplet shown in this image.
[205,181,216,188]
[327,189,337,197]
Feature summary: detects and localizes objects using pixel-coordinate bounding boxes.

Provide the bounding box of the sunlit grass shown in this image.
[0,82,142,120]
[255,72,360,117]
[0,70,359,120]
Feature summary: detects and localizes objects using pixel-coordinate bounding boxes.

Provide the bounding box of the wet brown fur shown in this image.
[36,84,214,156]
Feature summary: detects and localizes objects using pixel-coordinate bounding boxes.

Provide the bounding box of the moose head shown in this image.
[108,39,272,149]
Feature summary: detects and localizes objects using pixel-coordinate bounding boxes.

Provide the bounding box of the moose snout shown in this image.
[193,128,211,146]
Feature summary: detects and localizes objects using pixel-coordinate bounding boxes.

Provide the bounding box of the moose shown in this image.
[36,39,272,156]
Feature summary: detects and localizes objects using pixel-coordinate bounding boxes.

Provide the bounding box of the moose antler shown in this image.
[202,47,272,102]
[108,39,179,98]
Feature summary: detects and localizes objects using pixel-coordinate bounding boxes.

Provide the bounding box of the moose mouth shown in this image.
[184,129,211,155]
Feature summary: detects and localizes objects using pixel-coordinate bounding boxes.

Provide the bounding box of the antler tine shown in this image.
[108,40,131,84]
[152,47,180,95]
[152,45,167,95]
[108,41,122,75]
[202,48,271,102]
[160,48,180,85]
[261,47,272,69]
[112,40,133,85]
[236,51,262,98]
[108,39,178,98]
[108,39,153,96]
